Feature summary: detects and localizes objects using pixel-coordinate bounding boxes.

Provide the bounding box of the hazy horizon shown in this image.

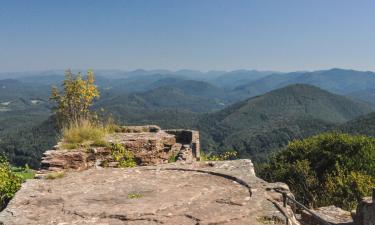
[2,67,375,75]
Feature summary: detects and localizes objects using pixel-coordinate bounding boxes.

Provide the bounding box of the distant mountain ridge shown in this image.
[4,68,375,104]
[232,68,375,103]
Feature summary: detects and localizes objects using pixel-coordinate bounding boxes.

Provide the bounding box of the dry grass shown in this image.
[62,120,107,149]
[45,172,65,180]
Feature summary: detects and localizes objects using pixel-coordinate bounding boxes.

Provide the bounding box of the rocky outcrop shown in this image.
[0,160,299,225]
[39,126,200,174]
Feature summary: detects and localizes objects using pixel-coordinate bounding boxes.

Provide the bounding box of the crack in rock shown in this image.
[185,214,201,225]
[104,214,163,223]
[216,198,244,206]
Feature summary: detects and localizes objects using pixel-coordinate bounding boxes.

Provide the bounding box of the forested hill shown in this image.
[3,70,375,168]
[197,84,375,161]
[340,112,375,137]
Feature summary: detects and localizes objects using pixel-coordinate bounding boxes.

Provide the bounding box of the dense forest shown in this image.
[259,132,375,210]
[2,69,375,168]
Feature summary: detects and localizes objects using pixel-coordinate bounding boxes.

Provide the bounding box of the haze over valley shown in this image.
[2,68,375,167]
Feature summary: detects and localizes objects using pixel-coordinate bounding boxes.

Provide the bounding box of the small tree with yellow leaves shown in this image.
[50,70,100,127]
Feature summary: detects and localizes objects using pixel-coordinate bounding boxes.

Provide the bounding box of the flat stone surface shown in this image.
[106,131,175,142]
[0,160,296,225]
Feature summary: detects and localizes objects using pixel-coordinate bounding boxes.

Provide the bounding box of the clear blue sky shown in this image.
[1,0,375,72]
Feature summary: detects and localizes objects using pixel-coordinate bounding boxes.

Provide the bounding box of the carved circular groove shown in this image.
[2,168,257,225]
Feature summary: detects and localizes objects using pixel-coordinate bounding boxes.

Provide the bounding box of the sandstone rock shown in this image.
[301,205,353,225]
[165,129,200,160]
[40,126,201,174]
[0,160,299,225]
[176,145,194,162]
[40,149,89,172]
[117,125,161,133]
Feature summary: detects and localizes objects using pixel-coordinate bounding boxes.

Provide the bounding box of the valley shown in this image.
[2,68,375,168]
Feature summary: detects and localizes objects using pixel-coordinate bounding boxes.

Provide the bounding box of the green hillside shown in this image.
[198,84,375,161]
[3,78,375,168]
[340,112,375,136]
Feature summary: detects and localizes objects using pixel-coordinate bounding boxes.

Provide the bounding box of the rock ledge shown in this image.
[0,160,299,225]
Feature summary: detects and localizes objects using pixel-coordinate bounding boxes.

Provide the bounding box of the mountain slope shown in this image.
[232,69,375,102]
[340,112,375,137]
[96,86,225,114]
[211,70,277,89]
[93,87,217,129]
[148,78,229,101]
[198,84,375,161]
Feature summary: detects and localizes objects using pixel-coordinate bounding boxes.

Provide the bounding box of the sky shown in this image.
[0,0,375,72]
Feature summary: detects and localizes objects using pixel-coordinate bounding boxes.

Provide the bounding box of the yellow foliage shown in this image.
[50,70,100,128]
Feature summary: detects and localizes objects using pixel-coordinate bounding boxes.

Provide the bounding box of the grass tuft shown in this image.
[62,120,107,149]
[12,166,35,181]
[127,193,143,199]
[45,172,65,180]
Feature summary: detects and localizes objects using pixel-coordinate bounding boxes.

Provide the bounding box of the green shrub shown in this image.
[0,157,22,209]
[11,165,35,182]
[259,132,375,210]
[168,153,178,163]
[324,166,375,210]
[111,143,136,168]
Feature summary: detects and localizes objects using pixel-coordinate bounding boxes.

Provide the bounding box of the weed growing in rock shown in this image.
[111,143,136,168]
[45,172,65,180]
[168,152,178,163]
[127,193,143,199]
[201,150,238,161]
